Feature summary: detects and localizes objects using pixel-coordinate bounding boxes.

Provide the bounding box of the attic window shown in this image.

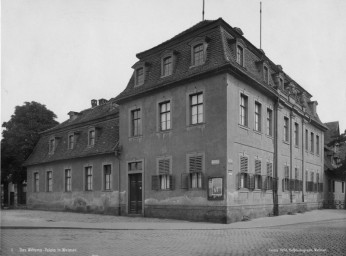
[68,133,75,150]
[160,50,177,78]
[88,128,96,147]
[189,37,209,67]
[135,67,144,86]
[236,45,244,66]
[49,137,56,154]
[263,66,269,84]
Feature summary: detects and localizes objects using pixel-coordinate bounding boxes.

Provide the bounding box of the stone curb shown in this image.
[1,217,345,231]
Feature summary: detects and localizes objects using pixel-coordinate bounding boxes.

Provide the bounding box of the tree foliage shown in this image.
[1,101,59,184]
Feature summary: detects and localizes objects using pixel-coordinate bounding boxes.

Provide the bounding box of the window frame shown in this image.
[254,101,262,132]
[65,168,72,192]
[189,92,204,125]
[159,101,171,131]
[130,108,142,137]
[103,164,112,191]
[266,108,273,136]
[294,122,299,147]
[189,37,209,68]
[135,67,144,86]
[316,135,320,155]
[88,128,96,147]
[186,153,205,189]
[283,117,289,142]
[33,172,39,192]
[48,137,56,154]
[310,132,314,153]
[263,65,269,84]
[68,133,75,150]
[239,93,248,127]
[236,44,244,66]
[85,166,93,191]
[46,171,53,192]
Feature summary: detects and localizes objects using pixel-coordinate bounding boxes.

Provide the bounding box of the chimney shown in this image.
[68,111,79,121]
[91,99,97,108]
[98,98,107,105]
[308,101,318,116]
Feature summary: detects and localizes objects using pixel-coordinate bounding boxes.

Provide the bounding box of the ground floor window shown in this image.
[34,172,39,192]
[46,171,52,192]
[65,169,71,192]
[104,165,112,190]
[85,166,93,191]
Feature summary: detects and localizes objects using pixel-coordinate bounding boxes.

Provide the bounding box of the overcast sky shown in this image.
[2,0,346,133]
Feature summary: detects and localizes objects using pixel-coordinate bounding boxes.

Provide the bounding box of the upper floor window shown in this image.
[131,108,142,136]
[135,67,144,86]
[88,129,95,146]
[254,102,262,132]
[310,132,314,153]
[46,171,52,192]
[305,129,309,151]
[85,166,93,191]
[240,94,248,127]
[236,45,244,66]
[279,78,284,88]
[159,101,171,131]
[49,138,55,154]
[294,123,299,147]
[190,92,204,125]
[267,108,273,136]
[68,134,74,149]
[34,172,39,192]
[284,117,289,142]
[263,66,269,83]
[104,165,112,191]
[316,135,320,155]
[162,56,173,76]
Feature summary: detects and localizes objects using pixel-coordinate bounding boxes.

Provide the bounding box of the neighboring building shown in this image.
[324,121,346,209]
[114,18,327,223]
[24,99,122,214]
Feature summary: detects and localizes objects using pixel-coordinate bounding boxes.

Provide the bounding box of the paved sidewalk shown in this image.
[1,209,346,230]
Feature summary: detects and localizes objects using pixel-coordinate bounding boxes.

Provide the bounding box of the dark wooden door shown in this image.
[129,173,142,214]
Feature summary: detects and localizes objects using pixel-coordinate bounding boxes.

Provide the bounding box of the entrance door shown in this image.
[129,173,142,214]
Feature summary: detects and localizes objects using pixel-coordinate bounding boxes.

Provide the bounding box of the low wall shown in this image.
[27,191,124,215]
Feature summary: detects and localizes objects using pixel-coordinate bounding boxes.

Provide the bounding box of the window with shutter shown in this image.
[156,158,172,190]
[266,162,273,177]
[188,154,204,189]
[240,156,248,173]
[255,160,261,174]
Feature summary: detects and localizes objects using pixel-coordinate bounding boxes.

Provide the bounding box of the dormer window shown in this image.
[49,137,56,154]
[88,128,95,146]
[236,45,244,66]
[193,44,204,66]
[135,67,144,86]
[263,66,269,84]
[189,37,209,67]
[68,134,75,149]
[162,56,173,76]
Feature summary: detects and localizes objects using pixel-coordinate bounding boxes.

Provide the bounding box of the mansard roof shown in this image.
[115,18,326,130]
[24,100,119,167]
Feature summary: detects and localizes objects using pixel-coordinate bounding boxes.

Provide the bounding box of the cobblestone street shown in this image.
[1,217,346,256]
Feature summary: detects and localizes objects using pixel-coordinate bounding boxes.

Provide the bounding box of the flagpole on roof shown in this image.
[202,0,205,21]
[260,2,262,49]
